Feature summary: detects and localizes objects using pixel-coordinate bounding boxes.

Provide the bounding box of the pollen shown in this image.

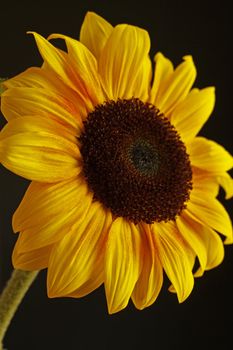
[79,98,192,223]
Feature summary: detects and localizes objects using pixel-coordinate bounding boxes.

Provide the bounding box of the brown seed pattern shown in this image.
[79,98,192,223]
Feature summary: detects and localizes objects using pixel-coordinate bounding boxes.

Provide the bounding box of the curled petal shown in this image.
[28,32,79,92]
[217,172,233,199]
[48,33,104,107]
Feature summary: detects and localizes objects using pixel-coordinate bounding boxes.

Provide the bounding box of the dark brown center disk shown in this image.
[79,98,192,224]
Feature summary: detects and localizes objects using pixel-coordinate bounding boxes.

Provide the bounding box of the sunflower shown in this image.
[0,12,232,314]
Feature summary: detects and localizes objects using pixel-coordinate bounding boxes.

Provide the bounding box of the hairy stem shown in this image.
[0,269,39,349]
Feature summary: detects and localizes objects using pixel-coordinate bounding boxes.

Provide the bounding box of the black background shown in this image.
[0,1,232,349]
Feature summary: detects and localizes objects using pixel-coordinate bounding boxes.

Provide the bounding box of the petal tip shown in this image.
[154,51,165,61]
[182,55,193,62]
[27,30,36,36]
[107,301,127,315]
[86,11,98,18]
[47,280,58,298]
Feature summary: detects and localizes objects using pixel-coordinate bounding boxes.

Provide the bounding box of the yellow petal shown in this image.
[188,137,233,172]
[152,221,194,303]
[179,210,224,276]
[192,166,233,201]
[199,229,224,273]
[176,211,207,274]
[217,172,233,199]
[80,12,113,61]
[3,67,55,89]
[149,52,174,104]
[65,205,112,298]
[48,33,104,107]
[104,217,141,314]
[170,87,215,142]
[0,115,81,182]
[13,177,93,251]
[184,245,196,271]
[98,24,151,100]
[47,202,112,298]
[13,237,53,270]
[28,32,78,91]
[1,86,82,133]
[3,67,88,121]
[134,55,152,101]
[168,242,196,294]
[28,32,95,111]
[192,167,219,198]
[154,56,196,117]
[132,223,163,310]
[0,112,78,144]
[188,190,233,244]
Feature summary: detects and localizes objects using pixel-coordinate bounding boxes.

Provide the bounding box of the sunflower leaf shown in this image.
[0,77,7,95]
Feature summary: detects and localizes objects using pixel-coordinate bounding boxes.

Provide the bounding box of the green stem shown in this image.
[0,269,39,349]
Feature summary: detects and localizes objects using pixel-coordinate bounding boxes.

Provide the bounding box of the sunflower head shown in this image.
[0,11,232,314]
[79,97,193,223]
